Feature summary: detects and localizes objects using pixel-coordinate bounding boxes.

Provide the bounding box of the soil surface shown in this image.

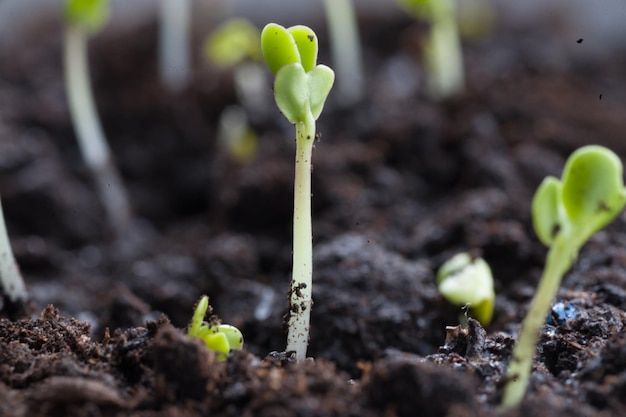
[2,11,626,417]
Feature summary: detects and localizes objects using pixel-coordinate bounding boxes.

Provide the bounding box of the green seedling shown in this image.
[437,252,495,326]
[396,0,464,100]
[500,145,626,411]
[187,295,244,361]
[323,0,364,107]
[261,23,334,362]
[205,18,261,68]
[0,197,28,309]
[63,0,132,237]
[159,0,191,92]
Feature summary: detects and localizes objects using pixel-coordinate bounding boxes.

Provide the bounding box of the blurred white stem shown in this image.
[0,197,27,303]
[64,26,132,237]
[159,0,191,92]
[323,0,364,107]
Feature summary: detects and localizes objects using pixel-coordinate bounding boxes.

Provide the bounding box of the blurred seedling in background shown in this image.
[500,145,626,411]
[323,0,364,107]
[187,295,244,361]
[261,23,334,362]
[0,196,28,316]
[159,0,191,92]
[396,0,464,100]
[437,252,495,326]
[63,0,132,238]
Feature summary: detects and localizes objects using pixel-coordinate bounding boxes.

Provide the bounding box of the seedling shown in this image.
[499,145,626,411]
[187,295,244,361]
[0,197,28,308]
[159,0,191,92]
[261,23,334,361]
[323,0,364,107]
[437,252,495,326]
[63,0,132,237]
[396,0,464,100]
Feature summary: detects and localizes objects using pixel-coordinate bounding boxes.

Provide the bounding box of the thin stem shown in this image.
[0,197,27,303]
[64,25,132,237]
[286,113,316,362]
[159,0,191,92]
[323,0,364,107]
[499,237,577,411]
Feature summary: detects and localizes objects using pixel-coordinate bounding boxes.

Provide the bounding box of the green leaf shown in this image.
[64,0,109,33]
[288,25,318,73]
[217,324,244,350]
[307,65,335,120]
[437,253,495,325]
[188,295,209,337]
[396,0,433,20]
[261,23,300,75]
[532,177,563,247]
[204,332,230,358]
[205,18,261,68]
[561,146,626,241]
[274,63,309,123]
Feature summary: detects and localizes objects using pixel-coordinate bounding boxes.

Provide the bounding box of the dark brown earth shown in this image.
[2,10,626,417]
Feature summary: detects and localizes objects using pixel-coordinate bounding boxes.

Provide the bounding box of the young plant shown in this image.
[187,295,244,361]
[437,252,495,326]
[0,197,28,310]
[499,145,626,411]
[261,23,334,362]
[63,0,132,237]
[159,0,191,92]
[396,0,464,100]
[322,0,364,107]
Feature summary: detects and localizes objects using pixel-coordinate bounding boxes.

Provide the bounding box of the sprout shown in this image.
[437,252,495,326]
[322,0,364,107]
[261,23,335,362]
[0,196,28,310]
[63,0,132,237]
[158,0,191,92]
[187,295,244,361]
[396,0,464,100]
[499,145,626,411]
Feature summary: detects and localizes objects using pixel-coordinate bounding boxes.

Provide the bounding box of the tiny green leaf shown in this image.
[217,324,244,350]
[561,145,626,240]
[274,63,309,124]
[307,65,335,120]
[64,0,109,33]
[205,18,261,68]
[288,25,318,73]
[188,295,209,338]
[532,176,563,247]
[437,253,495,325]
[261,23,300,75]
[204,332,230,356]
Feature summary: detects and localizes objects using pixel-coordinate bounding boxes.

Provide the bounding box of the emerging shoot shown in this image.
[187,295,244,361]
[63,0,132,237]
[437,252,495,326]
[396,0,464,100]
[159,0,191,92]
[500,145,626,411]
[261,23,335,361]
[0,197,28,311]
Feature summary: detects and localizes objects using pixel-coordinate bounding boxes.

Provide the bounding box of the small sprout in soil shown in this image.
[63,0,133,237]
[0,197,28,307]
[437,252,495,326]
[159,0,191,92]
[500,145,626,411]
[396,0,464,100]
[187,295,244,361]
[322,0,364,107]
[261,23,335,362]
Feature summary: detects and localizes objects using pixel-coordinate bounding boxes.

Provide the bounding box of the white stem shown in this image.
[323,0,364,107]
[64,26,132,237]
[159,0,191,92]
[0,197,27,303]
[286,114,315,362]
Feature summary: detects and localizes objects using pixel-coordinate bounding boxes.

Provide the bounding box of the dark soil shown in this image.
[3,11,626,417]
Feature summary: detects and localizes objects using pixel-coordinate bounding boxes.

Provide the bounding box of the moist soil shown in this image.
[2,12,626,417]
